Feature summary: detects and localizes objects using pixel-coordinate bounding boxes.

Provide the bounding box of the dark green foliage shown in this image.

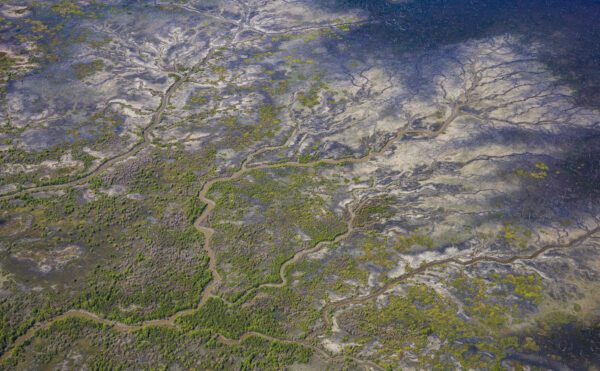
[78,226,211,323]
[177,297,282,338]
[185,196,206,223]
[2,316,311,370]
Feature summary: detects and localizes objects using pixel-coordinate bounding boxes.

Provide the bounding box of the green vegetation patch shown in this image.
[177,297,283,339]
[72,59,104,80]
[358,232,397,270]
[498,223,532,249]
[297,77,329,109]
[0,52,15,78]
[209,167,346,300]
[395,232,434,252]
[513,161,554,180]
[3,316,312,370]
[353,197,395,227]
[51,1,86,17]
[337,283,518,369]
[0,148,217,350]
[493,272,543,304]
[78,226,212,323]
[218,104,283,149]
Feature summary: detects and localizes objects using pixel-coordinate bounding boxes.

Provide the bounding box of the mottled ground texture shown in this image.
[1,0,600,370]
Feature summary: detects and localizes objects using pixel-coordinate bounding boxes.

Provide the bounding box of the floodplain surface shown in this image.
[1,0,600,369]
